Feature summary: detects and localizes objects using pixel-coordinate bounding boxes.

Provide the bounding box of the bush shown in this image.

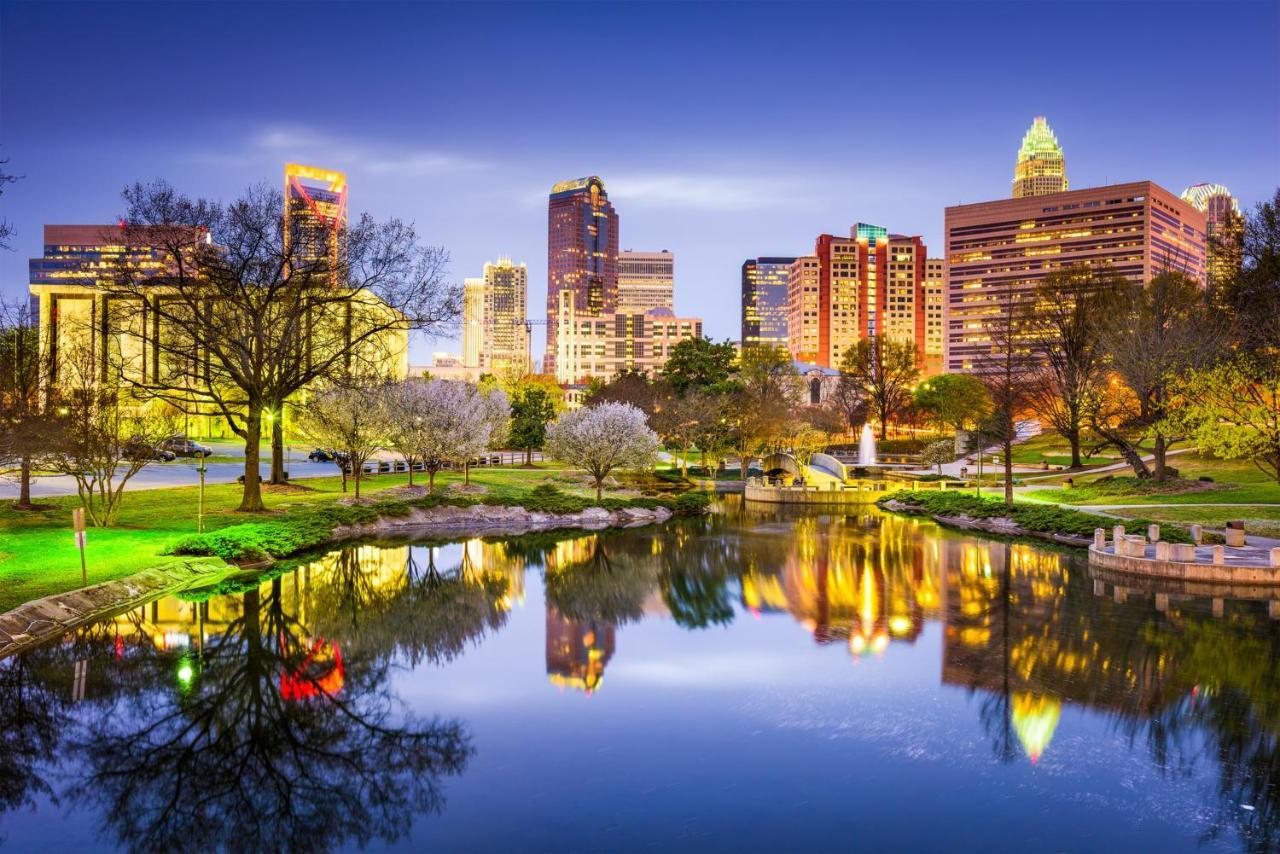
[673,492,711,515]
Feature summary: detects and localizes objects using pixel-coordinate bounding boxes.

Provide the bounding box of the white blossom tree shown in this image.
[545,402,660,501]
[380,381,431,487]
[380,380,510,494]
[297,385,388,498]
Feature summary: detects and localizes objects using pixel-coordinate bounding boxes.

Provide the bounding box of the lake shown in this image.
[0,498,1276,851]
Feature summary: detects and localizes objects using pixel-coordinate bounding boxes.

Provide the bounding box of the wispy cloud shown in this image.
[515,169,819,213]
[186,124,489,177]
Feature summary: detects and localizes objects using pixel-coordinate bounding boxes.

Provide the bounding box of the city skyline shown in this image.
[1,2,1276,365]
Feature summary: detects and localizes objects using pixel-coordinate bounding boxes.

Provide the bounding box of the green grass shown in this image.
[1032,453,1280,506]
[879,489,1195,544]
[1108,505,1280,540]
[0,462,643,612]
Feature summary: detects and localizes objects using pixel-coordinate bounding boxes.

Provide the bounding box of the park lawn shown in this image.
[1008,433,1118,467]
[1034,453,1280,506]
[1108,505,1280,540]
[0,462,574,613]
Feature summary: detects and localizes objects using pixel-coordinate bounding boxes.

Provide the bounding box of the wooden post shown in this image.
[72,507,87,586]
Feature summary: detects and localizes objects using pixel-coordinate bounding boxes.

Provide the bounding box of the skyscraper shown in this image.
[462,258,530,373]
[741,257,794,351]
[1181,183,1244,293]
[945,181,1207,373]
[284,163,348,276]
[462,276,486,369]
[618,250,674,312]
[787,256,821,364]
[546,176,618,373]
[1012,117,1068,198]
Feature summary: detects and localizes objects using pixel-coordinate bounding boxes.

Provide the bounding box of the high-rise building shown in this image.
[1181,183,1244,293]
[787,256,821,364]
[284,163,348,277]
[923,258,946,375]
[1012,117,1068,199]
[462,277,486,369]
[461,258,530,373]
[618,250,674,312]
[945,181,1207,373]
[546,176,618,374]
[554,291,702,384]
[797,224,935,369]
[741,257,794,350]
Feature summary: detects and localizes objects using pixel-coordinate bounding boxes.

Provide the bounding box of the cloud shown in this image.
[604,171,811,212]
[186,124,489,177]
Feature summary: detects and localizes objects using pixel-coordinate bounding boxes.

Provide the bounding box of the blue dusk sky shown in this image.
[2,1,1277,365]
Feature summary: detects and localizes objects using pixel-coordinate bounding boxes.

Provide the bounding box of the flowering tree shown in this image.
[380,380,509,494]
[545,402,660,501]
[380,382,430,487]
[297,385,388,499]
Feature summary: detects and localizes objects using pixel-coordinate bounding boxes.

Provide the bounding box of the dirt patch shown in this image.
[447,483,489,494]
[262,482,319,494]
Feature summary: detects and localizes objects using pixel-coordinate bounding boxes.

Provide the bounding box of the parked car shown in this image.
[159,436,212,458]
[308,448,339,463]
[124,439,176,462]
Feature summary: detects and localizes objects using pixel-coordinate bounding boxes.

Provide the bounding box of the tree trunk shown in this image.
[354,463,362,499]
[1003,436,1014,507]
[270,414,286,484]
[428,469,436,495]
[596,477,603,502]
[464,461,471,485]
[1153,435,1168,482]
[1068,432,1082,469]
[238,408,265,512]
[15,456,32,509]
[406,457,414,487]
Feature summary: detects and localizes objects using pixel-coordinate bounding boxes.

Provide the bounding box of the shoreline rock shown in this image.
[879,498,1092,548]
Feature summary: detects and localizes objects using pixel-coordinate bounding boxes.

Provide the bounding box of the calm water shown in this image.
[2,499,1278,852]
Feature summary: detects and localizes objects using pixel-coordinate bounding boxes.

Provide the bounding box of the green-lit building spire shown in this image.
[1012,116,1068,198]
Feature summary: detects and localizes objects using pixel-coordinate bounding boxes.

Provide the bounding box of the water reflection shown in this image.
[1,509,1279,850]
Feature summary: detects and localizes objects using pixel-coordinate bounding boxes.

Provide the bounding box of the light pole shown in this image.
[198,452,207,533]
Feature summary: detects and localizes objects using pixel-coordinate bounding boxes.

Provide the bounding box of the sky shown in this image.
[1,1,1277,366]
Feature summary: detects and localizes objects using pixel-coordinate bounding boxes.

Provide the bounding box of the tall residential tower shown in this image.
[462,258,531,374]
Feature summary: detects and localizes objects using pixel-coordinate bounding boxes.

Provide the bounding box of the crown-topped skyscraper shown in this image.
[1012,116,1068,198]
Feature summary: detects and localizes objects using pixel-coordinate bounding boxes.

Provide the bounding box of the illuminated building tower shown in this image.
[945,181,1207,373]
[1012,116,1068,198]
[923,258,946,375]
[545,608,615,693]
[741,257,794,350]
[462,277,486,369]
[805,224,932,369]
[546,176,618,374]
[461,258,530,373]
[284,163,348,278]
[1181,183,1244,293]
[787,256,820,363]
[554,291,702,384]
[618,250,674,312]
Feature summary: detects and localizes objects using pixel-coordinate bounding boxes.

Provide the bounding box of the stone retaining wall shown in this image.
[1088,541,1280,585]
[0,557,230,659]
[744,483,885,505]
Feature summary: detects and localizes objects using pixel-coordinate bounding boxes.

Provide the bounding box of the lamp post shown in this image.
[197,452,207,533]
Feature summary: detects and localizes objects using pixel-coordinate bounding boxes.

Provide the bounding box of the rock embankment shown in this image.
[330,502,673,541]
[0,557,230,659]
[879,498,1092,548]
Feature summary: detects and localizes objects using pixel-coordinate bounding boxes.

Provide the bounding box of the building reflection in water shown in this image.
[740,512,943,658]
[546,609,615,694]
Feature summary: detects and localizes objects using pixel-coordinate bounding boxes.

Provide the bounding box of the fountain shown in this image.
[858,423,877,467]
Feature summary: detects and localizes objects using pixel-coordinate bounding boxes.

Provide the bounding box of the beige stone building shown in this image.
[553,290,702,384]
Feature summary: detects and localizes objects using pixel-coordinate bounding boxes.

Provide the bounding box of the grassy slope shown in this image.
[0,464,572,612]
[1030,453,1280,506]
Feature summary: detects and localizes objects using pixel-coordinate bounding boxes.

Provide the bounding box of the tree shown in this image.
[43,343,176,526]
[921,439,954,475]
[973,280,1038,506]
[1092,272,1221,480]
[1023,265,1123,468]
[692,393,734,476]
[913,373,990,439]
[649,391,707,477]
[0,157,19,250]
[508,378,560,466]
[583,370,664,415]
[660,337,737,394]
[109,180,458,512]
[545,402,660,501]
[1171,358,1280,482]
[297,384,388,499]
[1221,188,1280,356]
[0,299,54,509]
[728,346,801,476]
[837,335,919,440]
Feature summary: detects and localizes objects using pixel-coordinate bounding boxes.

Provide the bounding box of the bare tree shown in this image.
[0,157,19,250]
[0,299,53,508]
[973,281,1038,506]
[1023,265,1124,468]
[44,342,176,526]
[107,181,458,512]
[1091,272,1221,480]
[837,335,919,441]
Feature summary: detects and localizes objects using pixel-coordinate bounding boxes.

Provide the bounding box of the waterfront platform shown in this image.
[1087,524,1280,586]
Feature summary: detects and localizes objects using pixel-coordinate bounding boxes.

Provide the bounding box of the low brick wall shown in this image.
[1088,543,1280,585]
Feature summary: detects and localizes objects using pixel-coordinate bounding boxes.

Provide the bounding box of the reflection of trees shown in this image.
[544,537,657,625]
[657,518,741,629]
[390,545,510,666]
[67,578,472,852]
[0,657,63,815]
